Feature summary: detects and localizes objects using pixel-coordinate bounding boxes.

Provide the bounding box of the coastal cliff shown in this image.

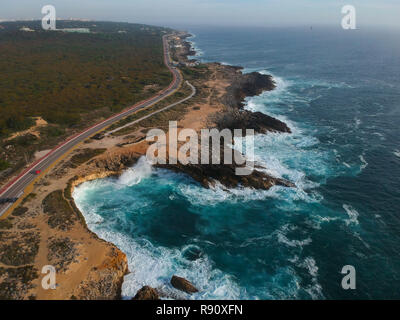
[222,66,276,109]
[0,148,134,300]
[0,30,294,300]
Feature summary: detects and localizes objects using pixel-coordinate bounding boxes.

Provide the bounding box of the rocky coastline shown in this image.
[151,33,294,191]
[67,32,295,298]
[70,32,294,298]
[0,30,295,300]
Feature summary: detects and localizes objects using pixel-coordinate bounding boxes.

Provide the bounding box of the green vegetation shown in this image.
[21,193,37,205]
[0,159,10,171]
[181,65,210,81]
[63,177,88,228]
[0,219,13,230]
[12,206,29,216]
[0,20,173,183]
[42,190,77,231]
[40,125,65,138]
[0,21,171,136]
[68,148,107,168]
[64,176,79,201]
[109,81,194,136]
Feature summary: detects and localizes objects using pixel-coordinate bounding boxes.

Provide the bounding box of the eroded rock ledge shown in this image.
[215,64,291,134]
[156,161,294,190]
[222,65,276,109]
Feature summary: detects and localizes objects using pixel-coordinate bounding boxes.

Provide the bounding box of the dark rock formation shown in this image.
[132,286,160,300]
[205,63,291,135]
[90,151,141,172]
[157,143,295,190]
[213,109,291,134]
[171,275,199,294]
[218,64,276,110]
[245,111,291,133]
[174,33,197,63]
[157,162,294,190]
[225,72,275,109]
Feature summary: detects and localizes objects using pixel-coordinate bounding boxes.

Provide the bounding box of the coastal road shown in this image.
[106,80,196,136]
[0,34,182,218]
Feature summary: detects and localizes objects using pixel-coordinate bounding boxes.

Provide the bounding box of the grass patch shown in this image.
[0,159,10,171]
[0,219,13,229]
[21,193,37,205]
[69,148,107,168]
[109,82,194,137]
[64,176,79,200]
[64,177,87,228]
[40,125,65,138]
[12,206,29,217]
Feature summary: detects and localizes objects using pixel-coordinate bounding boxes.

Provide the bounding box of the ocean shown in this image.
[73,26,400,299]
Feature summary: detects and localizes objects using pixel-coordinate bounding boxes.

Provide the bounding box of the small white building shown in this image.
[20,27,35,32]
[59,28,90,33]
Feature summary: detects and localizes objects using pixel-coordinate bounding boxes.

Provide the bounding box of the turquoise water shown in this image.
[74,26,400,299]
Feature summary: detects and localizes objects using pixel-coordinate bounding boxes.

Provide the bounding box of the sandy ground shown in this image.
[5,117,48,141]
[34,149,52,161]
[180,67,228,131]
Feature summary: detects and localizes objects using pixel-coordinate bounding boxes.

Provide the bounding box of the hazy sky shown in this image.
[1,0,400,28]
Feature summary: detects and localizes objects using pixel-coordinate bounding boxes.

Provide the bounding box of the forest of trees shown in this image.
[0,20,174,180]
[0,20,173,137]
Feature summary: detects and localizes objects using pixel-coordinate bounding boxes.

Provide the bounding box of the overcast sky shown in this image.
[1,0,400,28]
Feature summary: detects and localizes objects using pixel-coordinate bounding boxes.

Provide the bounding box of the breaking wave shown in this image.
[117,157,152,186]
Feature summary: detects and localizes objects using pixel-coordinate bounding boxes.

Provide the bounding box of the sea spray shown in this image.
[118,156,152,186]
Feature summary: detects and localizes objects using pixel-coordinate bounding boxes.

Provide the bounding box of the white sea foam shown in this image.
[246,70,291,110]
[186,34,204,58]
[359,154,368,171]
[72,205,245,299]
[354,117,362,129]
[277,231,312,248]
[73,172,247,299]
[260,70,289,89]
[394,150,400,158]
[239,71,335,193]
[343,162,351,168]
[301,257,319,278]
[306,215,340,230]
[117,156,152,186]
[298,257,324,299]
[168,71,334,209]
[343,204,360,226]
[286,255,324,299]
[274,224,312,249]
[177,179,321,207]
[372,132,385,140]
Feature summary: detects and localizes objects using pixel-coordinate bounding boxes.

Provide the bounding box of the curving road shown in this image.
[106,80,196,136]
[0,35,182,218]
